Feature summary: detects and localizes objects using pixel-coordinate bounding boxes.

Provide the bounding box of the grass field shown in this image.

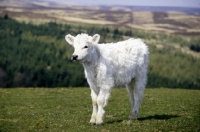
[0,88,199,132]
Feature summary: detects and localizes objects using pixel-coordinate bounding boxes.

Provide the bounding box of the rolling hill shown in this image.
[0,0,200,88]
[0,0,200,36]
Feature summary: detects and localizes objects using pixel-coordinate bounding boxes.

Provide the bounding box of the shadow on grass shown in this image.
[106,119,124,124]
[138,114,180,121]
[106,114,179,124]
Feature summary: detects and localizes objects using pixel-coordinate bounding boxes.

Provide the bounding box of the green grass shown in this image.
[0,88,199,132]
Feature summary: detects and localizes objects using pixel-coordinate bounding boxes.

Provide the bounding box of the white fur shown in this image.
[65,33,149,125]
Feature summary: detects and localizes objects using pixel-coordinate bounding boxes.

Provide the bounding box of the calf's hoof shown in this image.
[129,114,138,120]
[129,111,138,120]
[90,122,96,125]
[89,119,96,125]
[96,119,103,126]
[96,122,103,126]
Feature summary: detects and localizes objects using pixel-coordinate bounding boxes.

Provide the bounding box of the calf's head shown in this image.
[65,34,100,62]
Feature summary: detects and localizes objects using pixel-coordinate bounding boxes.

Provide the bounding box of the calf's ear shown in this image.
[65,34,74,45]
[92,34,100,44]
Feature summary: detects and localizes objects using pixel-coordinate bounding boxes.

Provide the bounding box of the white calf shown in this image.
[65,33,149,125]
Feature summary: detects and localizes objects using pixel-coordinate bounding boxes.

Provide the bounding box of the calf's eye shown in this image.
[84,46,88,48]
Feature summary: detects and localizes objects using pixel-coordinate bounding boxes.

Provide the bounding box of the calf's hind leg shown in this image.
[126,79,137,119]
[131,76,146,120]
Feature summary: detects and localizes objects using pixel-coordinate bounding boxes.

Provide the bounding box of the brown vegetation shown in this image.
[0,6,200,36]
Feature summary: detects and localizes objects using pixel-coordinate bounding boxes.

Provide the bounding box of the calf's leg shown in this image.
[126,79,135,119]
[90,90,98,124]
[96,89,110,125]
[130,76,146,120]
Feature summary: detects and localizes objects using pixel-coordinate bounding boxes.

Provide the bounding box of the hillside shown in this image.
[0,0,200,88]
[0,0,200,36]
[0,16,200,88]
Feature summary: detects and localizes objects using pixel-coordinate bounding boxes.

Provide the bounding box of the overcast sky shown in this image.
[47,0,200,8]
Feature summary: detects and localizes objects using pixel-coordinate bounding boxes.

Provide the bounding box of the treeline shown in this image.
[0,16,86,87]
[0,15,200,89]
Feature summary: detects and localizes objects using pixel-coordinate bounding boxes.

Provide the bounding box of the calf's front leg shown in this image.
[96,89,110,125]
[90,90,98,124]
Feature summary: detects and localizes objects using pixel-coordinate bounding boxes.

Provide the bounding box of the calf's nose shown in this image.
[72,55,78,60]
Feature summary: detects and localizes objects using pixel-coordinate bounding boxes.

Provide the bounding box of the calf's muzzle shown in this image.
[72,54,78,60]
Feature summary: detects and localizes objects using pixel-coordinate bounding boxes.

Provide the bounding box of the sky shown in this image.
[47,0,200,8]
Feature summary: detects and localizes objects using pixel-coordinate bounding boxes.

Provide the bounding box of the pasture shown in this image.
[0,88,199,131]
